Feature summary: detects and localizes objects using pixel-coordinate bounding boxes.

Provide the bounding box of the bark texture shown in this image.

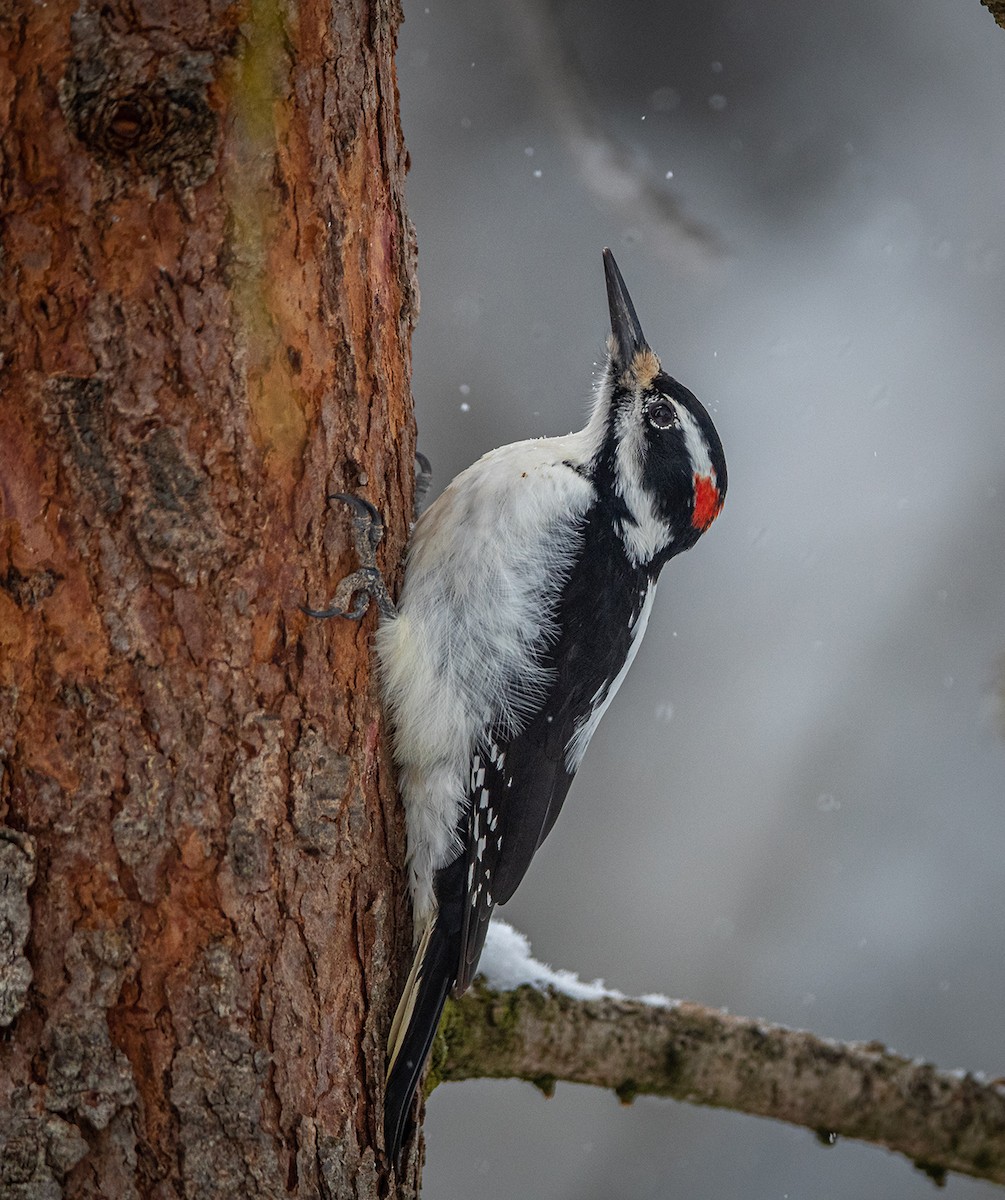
[440,983,1005,1188]
[0,1,418,1196]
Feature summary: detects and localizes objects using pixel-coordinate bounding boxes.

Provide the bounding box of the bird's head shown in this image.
[595,248,727,565]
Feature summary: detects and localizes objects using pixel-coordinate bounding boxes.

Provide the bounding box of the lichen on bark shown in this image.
[0,828,35,1027]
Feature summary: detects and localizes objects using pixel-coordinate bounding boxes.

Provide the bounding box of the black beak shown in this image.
[603,248,649,367]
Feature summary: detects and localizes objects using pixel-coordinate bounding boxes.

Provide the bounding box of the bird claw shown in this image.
[337,493,385,551]
[302,494,396,622]
[414,452,433,517]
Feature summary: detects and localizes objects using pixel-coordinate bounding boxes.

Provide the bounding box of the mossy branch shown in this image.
[433,981,1005,1188]
[982,0,1005,32]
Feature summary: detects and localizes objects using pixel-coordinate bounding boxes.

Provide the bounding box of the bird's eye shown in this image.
[647,400,677,429]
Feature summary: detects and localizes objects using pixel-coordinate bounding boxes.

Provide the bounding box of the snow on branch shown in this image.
[433,922,1005,1188]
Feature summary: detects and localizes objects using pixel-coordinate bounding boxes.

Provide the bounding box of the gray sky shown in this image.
[396,3,1005,1195]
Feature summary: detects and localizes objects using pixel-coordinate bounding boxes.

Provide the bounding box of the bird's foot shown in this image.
[302,494,396,621]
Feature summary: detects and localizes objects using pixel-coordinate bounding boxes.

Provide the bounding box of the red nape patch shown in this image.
[691,473,723,531]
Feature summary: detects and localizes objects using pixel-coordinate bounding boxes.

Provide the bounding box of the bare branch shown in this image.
[502,0,722,271]
[436,982,1005,1188]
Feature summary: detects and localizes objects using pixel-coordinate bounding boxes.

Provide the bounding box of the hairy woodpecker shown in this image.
[308,249,726,1160]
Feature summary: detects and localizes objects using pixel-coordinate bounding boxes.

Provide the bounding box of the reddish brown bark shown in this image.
[0,1,418,1196]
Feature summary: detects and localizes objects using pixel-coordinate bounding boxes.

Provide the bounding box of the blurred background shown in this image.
[395,2,1005,1196]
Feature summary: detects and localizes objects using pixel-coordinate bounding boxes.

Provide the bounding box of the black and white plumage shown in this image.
[371,250,726,1159]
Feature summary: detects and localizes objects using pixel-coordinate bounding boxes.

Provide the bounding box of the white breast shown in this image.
[375,431,598,924]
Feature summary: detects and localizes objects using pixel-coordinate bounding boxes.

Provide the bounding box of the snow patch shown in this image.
[477,920,676,1007]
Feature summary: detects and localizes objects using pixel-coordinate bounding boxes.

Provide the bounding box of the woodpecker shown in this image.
[307,249,726,1160]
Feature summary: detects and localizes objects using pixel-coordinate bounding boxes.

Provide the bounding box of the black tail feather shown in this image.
[384,912,460,1162]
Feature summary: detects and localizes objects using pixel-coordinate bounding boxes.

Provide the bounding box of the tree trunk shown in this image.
[0,1,419,1196]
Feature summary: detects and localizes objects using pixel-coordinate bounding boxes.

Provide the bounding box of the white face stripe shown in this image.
[564,582,657,772]
[610,391,718,566]
[613,398,674,566]
[673,400,715,481]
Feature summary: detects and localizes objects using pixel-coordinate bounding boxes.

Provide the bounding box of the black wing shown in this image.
[450,506,655,992]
